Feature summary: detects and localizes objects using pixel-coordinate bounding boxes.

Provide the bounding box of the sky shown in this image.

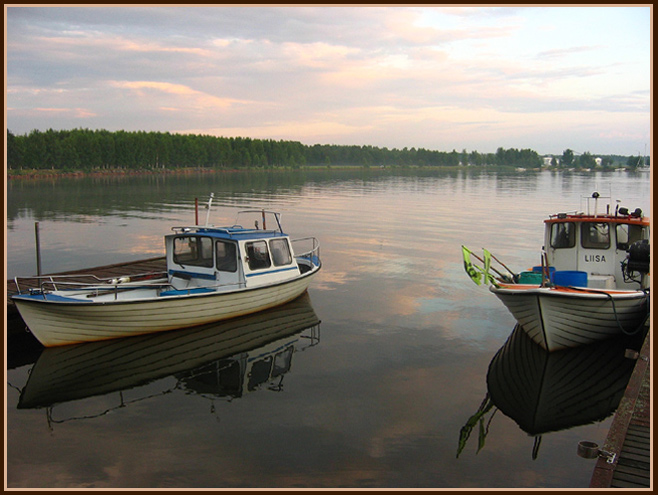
[4,5,652,156]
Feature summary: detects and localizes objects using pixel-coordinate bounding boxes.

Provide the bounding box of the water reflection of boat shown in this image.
[457,324,644,459]
[487,324,641,436]
[17,294,320,411]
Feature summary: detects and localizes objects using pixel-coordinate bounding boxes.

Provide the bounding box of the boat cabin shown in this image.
[165,211,301,293]
[543,196,650,290]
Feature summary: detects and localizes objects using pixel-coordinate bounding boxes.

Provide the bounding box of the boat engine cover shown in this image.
[627,239,650,274]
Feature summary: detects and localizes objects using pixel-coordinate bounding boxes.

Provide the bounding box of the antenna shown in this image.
[205,193,215,226]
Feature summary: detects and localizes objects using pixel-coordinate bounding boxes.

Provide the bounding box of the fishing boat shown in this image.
[462,192,650,352]
[12,196,321,347]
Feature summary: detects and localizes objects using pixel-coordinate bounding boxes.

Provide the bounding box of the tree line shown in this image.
[6,128,544,172]
[556,149,649,170]
[6,128,644,173]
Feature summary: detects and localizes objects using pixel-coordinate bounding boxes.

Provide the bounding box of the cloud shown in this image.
[7,105,97,120]
[536,45,602,59]
[110,81,257,112]
[183,120,370,142]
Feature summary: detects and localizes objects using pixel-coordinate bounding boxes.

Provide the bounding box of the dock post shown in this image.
[35,221,42,276]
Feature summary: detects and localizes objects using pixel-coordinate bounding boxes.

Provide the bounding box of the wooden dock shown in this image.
[6,256,167,320]
[590,329,651,488]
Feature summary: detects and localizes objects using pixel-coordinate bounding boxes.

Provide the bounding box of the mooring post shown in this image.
[35,221,42,276]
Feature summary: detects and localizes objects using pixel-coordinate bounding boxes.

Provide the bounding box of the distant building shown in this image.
[543,156,559,167]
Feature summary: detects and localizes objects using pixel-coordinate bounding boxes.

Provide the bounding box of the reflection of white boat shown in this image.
[487,325,640,436]
[18,294,320,410]
[13,200,321,347]
[463,192,650,351]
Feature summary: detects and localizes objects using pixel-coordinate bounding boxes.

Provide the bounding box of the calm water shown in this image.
[5,168,651,488]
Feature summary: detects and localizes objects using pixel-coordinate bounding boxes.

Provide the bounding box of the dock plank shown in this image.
[590,330,651,489]
[615,464,650,479]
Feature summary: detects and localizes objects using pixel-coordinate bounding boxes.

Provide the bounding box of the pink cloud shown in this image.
[20,107,96,118]
[110,80,256,110]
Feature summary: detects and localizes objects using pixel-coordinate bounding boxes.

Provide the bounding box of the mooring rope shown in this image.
[604,289,650,336]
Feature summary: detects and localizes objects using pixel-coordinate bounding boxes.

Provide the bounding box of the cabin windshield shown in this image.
[173,236,214,267]
[550,222,576,248]
[216,240,238,272]
[270,238,292,266]
[581,223,610,249]
[246,241,272,270]
[616,224,645,250]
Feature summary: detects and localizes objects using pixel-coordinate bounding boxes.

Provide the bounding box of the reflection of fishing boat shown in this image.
[463,192,650,351]
[487,324,641,436]
[13,197,321,347]
[17,294,320,410]
[457,324,644,459]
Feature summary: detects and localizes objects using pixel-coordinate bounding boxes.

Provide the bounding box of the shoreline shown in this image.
[6,164,642,181]
[6,167,244,181]
[5,164,462,181]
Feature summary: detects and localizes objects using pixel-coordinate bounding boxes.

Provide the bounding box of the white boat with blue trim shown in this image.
[13,198,321,347]
[463,192,650,352]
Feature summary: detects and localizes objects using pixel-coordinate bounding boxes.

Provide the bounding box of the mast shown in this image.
[205,193,215,226]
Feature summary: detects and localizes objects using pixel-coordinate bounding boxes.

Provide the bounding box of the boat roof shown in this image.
[544,193,650,227]
[168,209,289,240]
[168,225,288,240]
[544,212,650,227]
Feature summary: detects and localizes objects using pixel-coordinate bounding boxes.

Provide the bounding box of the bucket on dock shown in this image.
[553,270,588,287]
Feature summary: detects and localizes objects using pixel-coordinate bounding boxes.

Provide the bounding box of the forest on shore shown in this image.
[6,128,647,175]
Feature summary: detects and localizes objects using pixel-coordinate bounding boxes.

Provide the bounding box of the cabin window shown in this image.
[248,356,273,391]
[216,241,238,272]
[550,222,576,248]
[616,224,644,250]
[581,223,610,249]
[269,238,292,266]
[173,236,213,267]
[272,347,294,378]
[246,241,271,270]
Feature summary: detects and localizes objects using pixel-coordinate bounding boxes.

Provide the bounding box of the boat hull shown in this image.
[14,266,320,347]
[490,284,649,352]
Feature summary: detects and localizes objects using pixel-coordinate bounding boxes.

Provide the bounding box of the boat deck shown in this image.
[590,329,651,488]
[6,257,167,319]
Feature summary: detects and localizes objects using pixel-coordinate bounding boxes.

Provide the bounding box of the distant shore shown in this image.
[7,164,642,181]
[6,167,241,180]
[6,164,463,180]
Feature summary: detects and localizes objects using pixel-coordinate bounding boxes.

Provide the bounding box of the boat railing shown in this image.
[14,271,168,294]
[292,237,321,266]
[547,210,582,219]
[236,209,284,233]
[14,272,251,300]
